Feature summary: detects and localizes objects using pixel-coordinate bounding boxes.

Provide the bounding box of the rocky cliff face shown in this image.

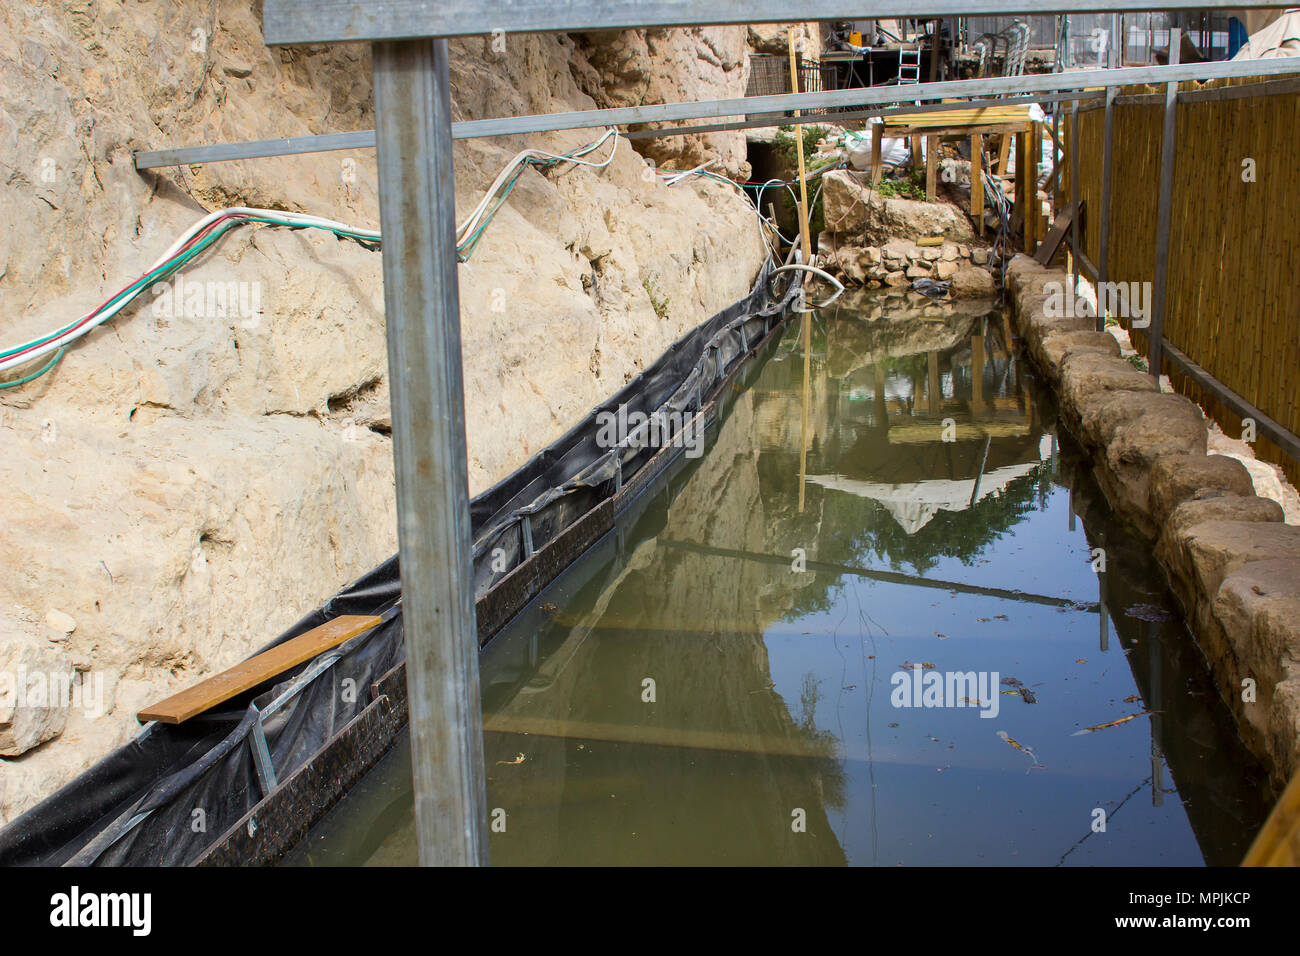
[0,2,766,819]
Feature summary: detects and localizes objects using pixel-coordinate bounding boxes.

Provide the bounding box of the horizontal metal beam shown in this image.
[458,58,1300,139]
[264,0,1289,44]
[1157,341,1300,464]
[137,56,1300,170]
[624,91,1105,142]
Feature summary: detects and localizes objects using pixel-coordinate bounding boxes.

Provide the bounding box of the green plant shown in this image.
[875,170,927,201]
[773,125,827,166]
[1125,353,1148,372]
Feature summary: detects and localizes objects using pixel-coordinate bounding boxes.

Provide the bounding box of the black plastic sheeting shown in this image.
[0,261,796,867]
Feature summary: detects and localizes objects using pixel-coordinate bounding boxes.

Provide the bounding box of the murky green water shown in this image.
[284,293,1270,867]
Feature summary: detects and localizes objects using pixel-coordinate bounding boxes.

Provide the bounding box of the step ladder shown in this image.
[897,42,921,83]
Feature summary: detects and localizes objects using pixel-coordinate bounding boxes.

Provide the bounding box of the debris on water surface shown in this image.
[1072,712,1153,736]
[1017,686,1037,704]
[1125,604,1172,622]
[1123,694,1141,703]
[997,730,1046,773]
[496,752,527,766]
[540,603,558,616]
[900,661,936,670]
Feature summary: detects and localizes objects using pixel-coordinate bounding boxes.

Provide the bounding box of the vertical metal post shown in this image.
[372,38,487,867]
[1069,98,1080,295]
[1149,27,1180,381]
[1097,86,1117,331]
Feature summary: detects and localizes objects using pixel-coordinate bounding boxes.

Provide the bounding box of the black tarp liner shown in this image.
[0,261,794,866]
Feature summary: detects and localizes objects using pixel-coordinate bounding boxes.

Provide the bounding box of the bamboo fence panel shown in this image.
[1063,77,1300,487]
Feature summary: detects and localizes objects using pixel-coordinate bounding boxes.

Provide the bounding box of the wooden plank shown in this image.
[1243,767,1300,866]
[137,614,383,724]
[971,133,984,236]
[996,131,1011,176]
[910,134,923,173]
[1035,201,1082,265]
[1028,120,1042,253]
[888,122,1029,138]
[882,107,1031,128]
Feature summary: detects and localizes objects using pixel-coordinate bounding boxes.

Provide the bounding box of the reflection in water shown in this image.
[284,294,1270,868]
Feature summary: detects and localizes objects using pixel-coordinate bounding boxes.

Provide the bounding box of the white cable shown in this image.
[4,131,623,377]
[456,129,619,245]
[769,263,846,308]
[1,208,382,374]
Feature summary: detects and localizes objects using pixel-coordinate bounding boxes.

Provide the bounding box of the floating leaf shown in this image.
[1071,712,1152,736]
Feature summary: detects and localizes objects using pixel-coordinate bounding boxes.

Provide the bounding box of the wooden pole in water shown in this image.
[788,27,814,515]
[787,28,813,274]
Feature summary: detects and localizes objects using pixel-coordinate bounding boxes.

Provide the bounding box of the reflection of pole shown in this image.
[799,312,811,513]
[1068,484,1076,532]
[971,328,984,416]
[1098,570,1109,652]
[873,362,887,428]
[927,351,941,416]
[969,433,991,508]
[1149,620,1164,807]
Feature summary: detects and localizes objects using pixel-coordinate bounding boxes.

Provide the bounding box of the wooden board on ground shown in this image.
[1036,201,1084,265]
[137,614,383,724]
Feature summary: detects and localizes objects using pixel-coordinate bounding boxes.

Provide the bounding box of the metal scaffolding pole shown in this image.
[136,54,1300,170]
[372,37,488,867]
[1148,28,1182,381]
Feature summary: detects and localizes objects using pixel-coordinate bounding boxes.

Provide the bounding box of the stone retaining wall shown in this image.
[1006,254,1300,789]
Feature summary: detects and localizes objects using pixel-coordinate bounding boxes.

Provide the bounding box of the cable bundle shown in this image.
[1,130,624,390]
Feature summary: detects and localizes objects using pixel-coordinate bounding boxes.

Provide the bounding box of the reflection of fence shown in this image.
[1064,76,1300,485]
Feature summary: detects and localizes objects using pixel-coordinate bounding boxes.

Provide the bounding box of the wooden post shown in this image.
[787,29,812,271]
[1014,129,1028,250]
[925,134,938,201]
[971,133,984,236]
[911,134,924,173]
[996,132,1011,177]
[1027,121,1041,254]
[871,121,883,186]
[927,350,942,416]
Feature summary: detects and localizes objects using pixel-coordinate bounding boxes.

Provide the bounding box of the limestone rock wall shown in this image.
[0,2,768,819]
